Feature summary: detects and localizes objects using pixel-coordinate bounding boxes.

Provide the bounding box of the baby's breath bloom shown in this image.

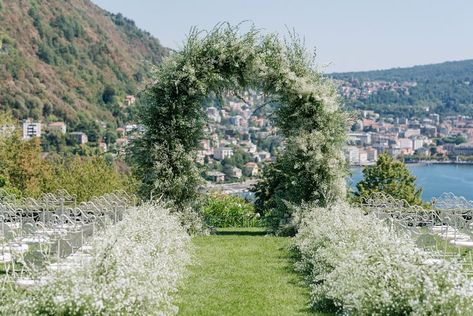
[294,203,473,315]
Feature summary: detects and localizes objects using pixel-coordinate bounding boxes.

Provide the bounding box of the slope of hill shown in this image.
[0,0,168,130]
[331,59,473,116]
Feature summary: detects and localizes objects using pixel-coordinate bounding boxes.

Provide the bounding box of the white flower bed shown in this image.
[3,203,191,315]
[294,203,473,315]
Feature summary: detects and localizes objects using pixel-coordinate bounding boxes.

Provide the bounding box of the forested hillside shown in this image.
[0,0,168,131]
[332,59,473,116]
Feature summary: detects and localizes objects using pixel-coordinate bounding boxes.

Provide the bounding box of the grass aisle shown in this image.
[177,228,323,316]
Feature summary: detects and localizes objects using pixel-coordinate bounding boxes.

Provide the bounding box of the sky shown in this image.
[91,0,473,73]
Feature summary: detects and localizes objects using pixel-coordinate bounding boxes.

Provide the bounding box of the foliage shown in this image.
[129,137,202,205]
[131,24,347,220]
[174,205,210,236]
[177,228,316,316]
[50,15,83,41]
[220,147,253,171]
[0,132,52,197]
[202,193,260,228]
[0,0,169,127]
[0,116,132,201]
[355,153,423,206]
[45,156,133,202]
[294,203,473,315]
[102,85,116,104]
[438,134,467,145]
[41,132,67,153]
[2,203,191,315]
[255,130,347,235]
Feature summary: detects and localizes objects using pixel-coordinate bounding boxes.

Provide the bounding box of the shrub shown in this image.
[355,153,423,206]
[203,192,260,228]
[4,203,191,315]
[37,43,56,64]
[46,155,133,202]
[101,85,116,104]
[294,203,473,315]
[0,133,52,197]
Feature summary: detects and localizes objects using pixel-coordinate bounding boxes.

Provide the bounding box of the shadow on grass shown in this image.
[215,229,268,236]
[281,245,337,316]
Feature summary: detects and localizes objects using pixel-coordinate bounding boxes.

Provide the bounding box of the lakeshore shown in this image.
[350,163,473,201]
[207,163,473,203]
[350,159,473,167]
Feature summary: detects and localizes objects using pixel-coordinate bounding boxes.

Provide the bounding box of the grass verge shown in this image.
[176,227,326,316]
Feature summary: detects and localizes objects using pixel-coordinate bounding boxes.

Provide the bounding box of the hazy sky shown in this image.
[91,0,473,73]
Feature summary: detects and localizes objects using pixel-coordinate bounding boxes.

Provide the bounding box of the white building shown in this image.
[404,129,421,138]
[125,124,145,134]
[70,132,88,144]
[22,120,41,140]
[344,146,360,165]
[257,151,271,161]
[398,138,413,150]
[230,167,242,179]
[244,162,259,177]
[207,171,225,183]
[412,138,425,151]
[348,132,371,146]
[214,147,234,160]
[387,145,402,157]
[240,141,257,154]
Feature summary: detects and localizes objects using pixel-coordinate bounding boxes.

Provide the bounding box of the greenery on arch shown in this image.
[129,24,348,232]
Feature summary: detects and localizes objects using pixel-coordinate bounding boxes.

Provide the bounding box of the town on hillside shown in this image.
[345,110,473,166]
[198,91,279,184]
[5,90,473,185]
[2,95,143,156]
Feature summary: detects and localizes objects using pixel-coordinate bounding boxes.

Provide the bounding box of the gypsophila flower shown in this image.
[294,203,473,315]
[2,203,191,316]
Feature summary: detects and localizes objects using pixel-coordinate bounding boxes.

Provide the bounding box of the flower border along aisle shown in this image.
[294,202,473,315]
[2,203,191,315]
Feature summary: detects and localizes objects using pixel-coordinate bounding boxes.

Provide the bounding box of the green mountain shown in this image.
[331,59,473,116]
[0,0,168,130]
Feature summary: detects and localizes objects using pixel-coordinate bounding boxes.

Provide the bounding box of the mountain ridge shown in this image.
[330,59,473,80]
[0,0,168,130]
[330,59,473,116]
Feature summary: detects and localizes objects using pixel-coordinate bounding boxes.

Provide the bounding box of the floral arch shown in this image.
[130,24,347,231]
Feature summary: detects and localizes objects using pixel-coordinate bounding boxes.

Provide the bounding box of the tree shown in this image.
[37,43,55,64]
[46,156,131,202]
[104,129,117,145]
[102,85,116,104]
[355,153,423,205]
[41,132,67,153]
[0,133,52,197]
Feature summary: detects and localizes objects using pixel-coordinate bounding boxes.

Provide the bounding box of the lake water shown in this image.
[350,164,473,202]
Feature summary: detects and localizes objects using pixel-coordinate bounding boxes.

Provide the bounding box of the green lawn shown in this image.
[176,227,325,316]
